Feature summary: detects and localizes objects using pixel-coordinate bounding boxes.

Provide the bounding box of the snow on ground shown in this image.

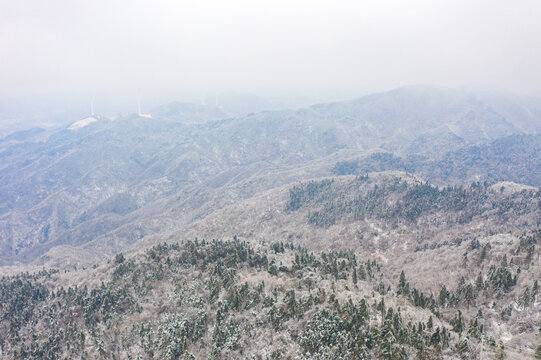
[68,116,98,130]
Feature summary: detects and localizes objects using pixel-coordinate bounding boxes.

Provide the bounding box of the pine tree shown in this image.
[377,297,386,315]
[475,272,484,290]
[441,327,450,349]
[455,338,469,360]
[358,264,367,280]
[451,310,464,335]
[397,271,409,296]
[520,287,531,308]
[285,289,297,316]
[430,327,440,346]
[438,285,448,307]
[380,308,397,360]
[535,344,541,360]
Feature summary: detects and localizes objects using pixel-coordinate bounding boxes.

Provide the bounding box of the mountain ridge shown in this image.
[1,86,541,266]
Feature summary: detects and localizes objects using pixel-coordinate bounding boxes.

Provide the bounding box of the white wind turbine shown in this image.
[67,95,98,130]
[138,89,152,119]
[215,96,223,110]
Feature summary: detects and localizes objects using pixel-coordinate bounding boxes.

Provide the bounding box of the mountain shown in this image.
[150,102,228,124]
[1,228,538,359]
[1,86,541,267]
[1,86,541,359]
[332,134,541,187]
[205,91,294,116]
[175,172,540,267]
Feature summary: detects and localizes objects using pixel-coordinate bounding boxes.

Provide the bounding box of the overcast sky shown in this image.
[1,0,541,103]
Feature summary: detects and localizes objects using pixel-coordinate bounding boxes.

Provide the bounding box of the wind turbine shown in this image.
[138,89,152,119]
[215,96,223,110]
[67,95,98,130]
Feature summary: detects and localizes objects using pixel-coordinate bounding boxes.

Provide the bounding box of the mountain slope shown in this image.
[332,134,541,186]
[1,86,541,266]
[2,237,538,359]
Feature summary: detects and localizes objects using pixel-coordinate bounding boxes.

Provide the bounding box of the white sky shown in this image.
[1,0,541,99]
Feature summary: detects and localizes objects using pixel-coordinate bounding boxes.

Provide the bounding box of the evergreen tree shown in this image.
[380,308,398,360]
[451,311,464,335]
[455,338,469,360]
[438,285,449,307]
[377,297,386,315]
[520,286,531,308]
[397,271,410,296]
[475,272,484,290]
[430,327,441,347]
[358,264,367,280]
[535,344,541,360]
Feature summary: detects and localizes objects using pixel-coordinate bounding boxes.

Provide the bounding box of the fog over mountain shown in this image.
[0,85,540,267]
[2,1,541,111]
[2,87,541,359]
[2,2,541,359]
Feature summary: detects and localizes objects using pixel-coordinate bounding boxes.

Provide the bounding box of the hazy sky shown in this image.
[1,0,541,101]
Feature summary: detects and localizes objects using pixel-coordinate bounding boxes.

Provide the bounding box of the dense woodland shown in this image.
[1,234,540,359]
[287,176,540,228]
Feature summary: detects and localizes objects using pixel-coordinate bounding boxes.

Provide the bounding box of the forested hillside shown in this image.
[2,87,541,267]
[2,237,538,359]
[1,87,541,359]
[287,175,540,228]
[3,1,541,359]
